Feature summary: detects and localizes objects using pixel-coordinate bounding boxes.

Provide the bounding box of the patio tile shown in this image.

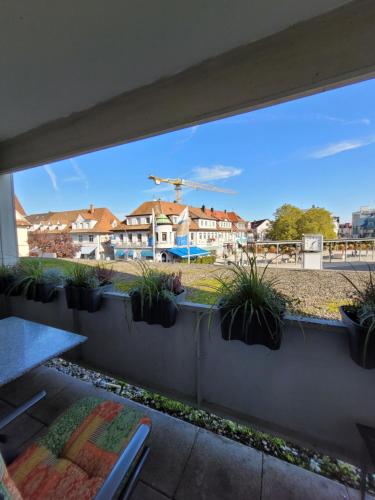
[346,486,375,499]
[175,428,262,500]
[139,409,199,498]
[27,375,106,424]
[131,481,171,500]
[0,365,73,406]
[0,400,45,463]
[262,455,349,500]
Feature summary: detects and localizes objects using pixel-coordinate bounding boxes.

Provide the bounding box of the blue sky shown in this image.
[15,78,375,223]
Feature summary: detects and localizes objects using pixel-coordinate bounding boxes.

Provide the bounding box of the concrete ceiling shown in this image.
[1,0,351,141]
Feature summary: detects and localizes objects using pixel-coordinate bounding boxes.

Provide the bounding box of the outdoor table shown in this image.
[0,316,86,433]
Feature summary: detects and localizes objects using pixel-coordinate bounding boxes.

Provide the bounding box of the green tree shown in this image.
[296,207,336,239]
[267,204,303,240]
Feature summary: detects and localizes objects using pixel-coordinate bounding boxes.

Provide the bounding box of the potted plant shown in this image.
[340,269,375,369]
[6,260,63,302]
[212,253,288,349]
[0,264,16,294]
[65,263,113,312]
[129,263,184,327]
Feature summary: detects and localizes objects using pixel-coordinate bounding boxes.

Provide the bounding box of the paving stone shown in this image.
[27,376,105,424]
[0,400,45,463]
[130,481,171,500]
[175,428,262,500]
[262,454,349,500]
[139,409,199,498]
[0,366,73,406]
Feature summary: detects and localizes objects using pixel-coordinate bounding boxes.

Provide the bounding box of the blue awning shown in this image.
[167,247,209,258]
[141,250,154,258]
[115,249,125,257]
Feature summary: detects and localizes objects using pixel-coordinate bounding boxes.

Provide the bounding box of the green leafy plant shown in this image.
[0,264,14,279]
[65,264,98,288]
[6,260,63,298]
[209,250,289,346]
[129,262,178,307]
[65,263,114,289]
[341,267,375,366]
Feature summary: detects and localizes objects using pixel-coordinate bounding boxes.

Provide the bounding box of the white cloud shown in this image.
[43,164,58,191]
[64,159,89,189]
[176,125,199,145]
[316,114,371,126]
[192,165,242,181]
[309,135,375,159]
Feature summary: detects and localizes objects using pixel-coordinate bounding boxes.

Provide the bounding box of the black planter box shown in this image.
[34,283,57,303]
[0,276,13,294]
[219,306,282,350]
[130,291,178,328]
[340,306,375,369]
[65,284,109,312]
[25,283,56,302]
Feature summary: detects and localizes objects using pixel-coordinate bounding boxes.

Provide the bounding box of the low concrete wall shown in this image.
[6,289,375,466]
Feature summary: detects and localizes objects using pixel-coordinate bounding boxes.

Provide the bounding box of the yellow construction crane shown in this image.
[148,175,236,203]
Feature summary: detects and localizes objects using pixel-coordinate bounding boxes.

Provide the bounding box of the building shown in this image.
[15,197,30,257]
[338,223,352,239]
[111,200,248,261]
[27,205,120,260]
[332,216,340,237]
[251,219,272,241]
[352,207,375,238]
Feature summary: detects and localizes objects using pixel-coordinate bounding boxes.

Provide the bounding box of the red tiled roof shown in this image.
[27,206,120,234]
[14,196,31,227]
[15,196,26,216]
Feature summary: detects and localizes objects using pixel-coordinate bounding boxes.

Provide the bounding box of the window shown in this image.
[137,234,142,242]
[89,235,94,242]
[162,232,167,242]
[146,217,150,223]
[128,234,133,242]
[156,233,159,242]
[78,235,83,242]
[120,234,124,241]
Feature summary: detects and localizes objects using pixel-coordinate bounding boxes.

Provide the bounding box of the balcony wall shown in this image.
[4,289,375,468]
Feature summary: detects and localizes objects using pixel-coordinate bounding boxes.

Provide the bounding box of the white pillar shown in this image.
[0,174,18,265]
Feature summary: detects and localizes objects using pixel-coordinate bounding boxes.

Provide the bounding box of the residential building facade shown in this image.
[250,219,272,241]
[27,205,120,260]
[352,207,375,238]
[15,197,30,257]
[338,223,352,239]
[111,201,248,261]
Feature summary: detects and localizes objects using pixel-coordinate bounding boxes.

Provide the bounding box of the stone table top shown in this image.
[0,316,87,386]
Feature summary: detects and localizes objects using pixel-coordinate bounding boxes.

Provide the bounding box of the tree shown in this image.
[28,233,79,258]
[296,207,336,239]
[267,204,303,240]
[268,204,336,241]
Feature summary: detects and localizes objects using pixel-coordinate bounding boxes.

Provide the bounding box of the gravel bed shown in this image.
[46,357,374,494]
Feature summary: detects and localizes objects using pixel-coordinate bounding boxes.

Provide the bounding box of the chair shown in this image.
[0,397,151,499]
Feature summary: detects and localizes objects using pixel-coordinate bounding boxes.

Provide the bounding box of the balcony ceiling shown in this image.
[3,0,375,172]
[0,0,351,141]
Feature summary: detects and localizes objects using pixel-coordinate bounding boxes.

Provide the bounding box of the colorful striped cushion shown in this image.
[0,452,22,500]
[8,397,151,499]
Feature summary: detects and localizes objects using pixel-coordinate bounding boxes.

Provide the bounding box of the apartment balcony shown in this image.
[1,289,374,499]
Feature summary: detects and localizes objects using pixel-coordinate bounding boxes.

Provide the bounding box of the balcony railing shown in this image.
[3,289,374,470]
